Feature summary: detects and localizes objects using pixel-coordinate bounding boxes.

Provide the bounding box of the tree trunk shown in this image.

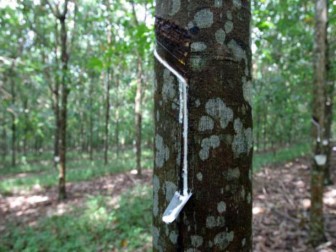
[89,79,94,161]
[153,2,252,251]
[310,0,328,246]
[115,77,120,158]
[23,98,28,156]
[1,115,7,164]
[57,3,70,201]
[10,72,16,167]
[263,106,267,151]
[323,7,334,186]
[135,57,143,176]
[104,68,111,165]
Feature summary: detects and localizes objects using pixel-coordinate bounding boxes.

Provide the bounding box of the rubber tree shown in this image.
[153,1,252,251]
[310,0,328,246]
[323,1,334,186]
[46,0,71,200]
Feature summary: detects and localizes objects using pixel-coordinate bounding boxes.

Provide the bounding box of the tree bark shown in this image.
[323,4,334,186]
[104,68,111,165]
[23,98,28,156]
[135,57,143,176]
[153,1,252,251]
[10,69,16,167]
[115,77,120,158]
[310,0,328,246]
[57,1,70,201]
[89,78,94,161]
[1,113,7,164]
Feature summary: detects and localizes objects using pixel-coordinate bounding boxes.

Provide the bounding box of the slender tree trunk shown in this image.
[89,79,94,161]
[310,0,328,246]
[135,58,143,176]
[10,72,16,167]
[53,36,61,171]
[23,98,28,156]
[263,107,267,150]
[57,3,70,201]
[323,8,334,185]
[104,68,111,165]
[115,77,120,158]
[1,115,7,164]
[153,2,252,250]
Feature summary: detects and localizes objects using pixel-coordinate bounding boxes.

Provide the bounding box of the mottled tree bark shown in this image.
[10,71,16,167]
[310,0,328,246]
[46,0,71,200]
[58,5,70,200]
[130,2,144,176]
[104,68,111,165]
[323,3,334,186]
[153,1,252,251]
[115,77,120,158]
[89,78,94,161]
[1,112,7,163]
[135,58,143,176]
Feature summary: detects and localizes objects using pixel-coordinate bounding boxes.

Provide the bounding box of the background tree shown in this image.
[310,0,329,246]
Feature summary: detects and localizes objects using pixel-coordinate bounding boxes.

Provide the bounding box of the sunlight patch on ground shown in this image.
[253,206,265,215]
[301,198,311,209]
[325,189,336,206]
[6,195,49,209]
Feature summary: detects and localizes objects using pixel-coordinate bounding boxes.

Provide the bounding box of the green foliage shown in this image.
[253,143,310,172]
[0,148,153,194]
[0,185,152,252]
[252,0,316,151]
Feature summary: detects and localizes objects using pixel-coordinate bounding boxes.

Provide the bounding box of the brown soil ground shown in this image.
[0,159,335,251]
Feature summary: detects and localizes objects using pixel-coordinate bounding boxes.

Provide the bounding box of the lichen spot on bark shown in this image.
[156,111,160,122]
[215,28,226,45]
[247,192,252,204]
[227,40,248,76]
[162,69,176,103]
[191,56,206,71]
[154,76,158,91]
[241,186,246,199]
[169,0,181,16]
[195,99,201,107]
[233,0,242,9]
[214,231,234,250]
[206,215,225,228]
[217,201,226,213]
[205,98,233,129]
[197,172,203,181]
[226,10,232,20]
[242,238,246,247]
[155,134,170,168]
[152,226,162,251]
[198,116,215,132]
[191,235,204,248]
[194,9,214,29]
[228,167,240,180]
[232,119,252,158]
[164,181,177,202]
[153,175,160,217]
[242,77,252,106]
[214,0,223,7]
[245,127,253,151]
[199,135,220,161]
[191,42,207,52]
[224,21,233,34]
[169,231,178,244]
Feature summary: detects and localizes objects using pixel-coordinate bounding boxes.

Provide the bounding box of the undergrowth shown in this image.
[0,185,152,252]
